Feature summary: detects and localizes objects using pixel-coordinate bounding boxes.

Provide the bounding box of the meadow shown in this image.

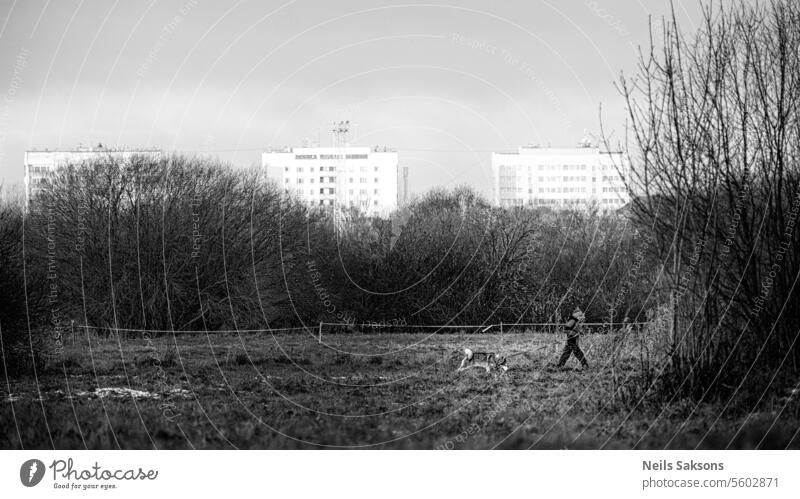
[2,329,798,449]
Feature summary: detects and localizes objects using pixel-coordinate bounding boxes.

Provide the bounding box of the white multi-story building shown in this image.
[262,145,400,215]
[24,144,162,204]
[491,145,630,210]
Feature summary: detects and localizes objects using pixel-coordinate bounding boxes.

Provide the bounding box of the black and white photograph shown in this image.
[0,0,799,495]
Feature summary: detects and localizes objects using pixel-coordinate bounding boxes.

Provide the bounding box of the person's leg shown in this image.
[556,339,572,367]
[572,338,588,367]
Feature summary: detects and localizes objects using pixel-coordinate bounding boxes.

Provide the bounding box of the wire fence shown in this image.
[68,320,653,343]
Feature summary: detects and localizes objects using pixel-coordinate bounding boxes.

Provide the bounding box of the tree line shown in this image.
[1,155,654,346]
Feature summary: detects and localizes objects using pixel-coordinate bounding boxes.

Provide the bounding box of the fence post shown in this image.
[500,322,504,335]
[318,322,323,343]
[71,320,75,347]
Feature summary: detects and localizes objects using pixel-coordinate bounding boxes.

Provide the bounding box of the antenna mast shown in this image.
[332,120,350,147]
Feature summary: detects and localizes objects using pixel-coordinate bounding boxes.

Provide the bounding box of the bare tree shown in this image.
[617,0,800,400]
[26,155,314,332]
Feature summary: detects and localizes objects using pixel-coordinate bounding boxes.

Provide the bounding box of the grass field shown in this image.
[2,330,798,449]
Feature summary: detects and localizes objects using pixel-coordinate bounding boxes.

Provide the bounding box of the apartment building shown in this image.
[491,145,630,209]
[24,144,162,204]
[262,145,400,215]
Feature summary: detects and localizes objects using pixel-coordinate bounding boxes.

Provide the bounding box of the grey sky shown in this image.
[0,0,708,197]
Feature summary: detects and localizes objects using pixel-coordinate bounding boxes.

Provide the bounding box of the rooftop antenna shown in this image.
[331,120,350,215]
[402,166,409,204]
[332,120,350,147]
[580,129,594,148]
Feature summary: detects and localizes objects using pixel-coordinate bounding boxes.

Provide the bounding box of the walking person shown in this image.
[554,307,589,369]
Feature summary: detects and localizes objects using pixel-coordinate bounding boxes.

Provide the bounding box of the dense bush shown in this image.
[0,196,25,333]
[0,191,48,374]
[621,0,800,401]
[17,156,652,337]
[25,155,316,332]
[320,187,654,326]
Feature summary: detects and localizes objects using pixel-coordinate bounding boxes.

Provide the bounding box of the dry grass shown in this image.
[1,331,797,449]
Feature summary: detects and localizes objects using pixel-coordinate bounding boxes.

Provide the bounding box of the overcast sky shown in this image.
[0,0,710,197]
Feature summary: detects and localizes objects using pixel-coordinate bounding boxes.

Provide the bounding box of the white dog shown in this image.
[457,348,508,373]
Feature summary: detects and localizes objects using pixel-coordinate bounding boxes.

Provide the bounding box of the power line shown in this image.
[158,147,509,154]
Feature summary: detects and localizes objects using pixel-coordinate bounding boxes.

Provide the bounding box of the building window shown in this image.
[297,167,303,173]
[295,154,317,160]
[346,154,368,159]
[297,178,303,184]
[349,178,353,183]
[360,177,366,183]
[328,188,335,194]
[359,166,367,172]
[284,167,289,172]
[374,166,379,172]
[374,189,379,195]
[328,177,335,183]
[374,178,379,183]
[320,188,325,194]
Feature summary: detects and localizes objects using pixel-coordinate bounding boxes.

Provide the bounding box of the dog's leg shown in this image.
[457,356,468,372]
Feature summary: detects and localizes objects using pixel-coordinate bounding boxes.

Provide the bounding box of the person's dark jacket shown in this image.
[564,315,581,339]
